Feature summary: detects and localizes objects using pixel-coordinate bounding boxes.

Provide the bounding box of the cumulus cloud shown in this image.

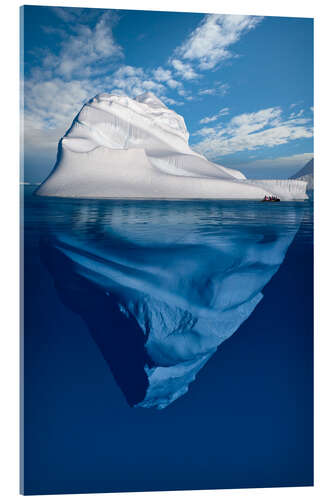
[24,78,95,129]
[40,11,123,80]
[175,14,263,70]
[193,107,313,158]
[169,59,199,80]
[153,67,172,82]
[110,65,166,96]
[152,67,182,89]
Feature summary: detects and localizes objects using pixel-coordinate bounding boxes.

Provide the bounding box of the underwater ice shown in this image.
[36,92,307,200]
[41,202,303,409]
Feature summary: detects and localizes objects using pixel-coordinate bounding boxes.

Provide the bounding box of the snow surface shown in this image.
[36,92,307,200]
[41,202,303,409]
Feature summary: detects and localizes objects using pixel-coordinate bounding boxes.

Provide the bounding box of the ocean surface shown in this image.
[22,185,313,494]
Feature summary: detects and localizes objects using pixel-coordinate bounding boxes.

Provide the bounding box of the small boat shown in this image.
[262,196,280,202]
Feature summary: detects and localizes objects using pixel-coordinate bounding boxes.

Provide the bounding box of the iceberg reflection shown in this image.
[40,201,303,409]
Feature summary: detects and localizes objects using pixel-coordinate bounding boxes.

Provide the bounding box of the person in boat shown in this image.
[263,194,280,202]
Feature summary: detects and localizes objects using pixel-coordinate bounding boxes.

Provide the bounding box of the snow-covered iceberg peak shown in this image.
[36,92,307,200]
[76,91,191,151]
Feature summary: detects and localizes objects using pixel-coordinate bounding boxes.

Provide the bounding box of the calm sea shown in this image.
[22,185,313,494]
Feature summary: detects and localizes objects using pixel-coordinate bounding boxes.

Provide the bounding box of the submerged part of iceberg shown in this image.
[40,201,304,409]
[36,92,307,200]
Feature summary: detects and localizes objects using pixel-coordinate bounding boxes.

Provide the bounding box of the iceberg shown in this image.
[40,201,303,409]
[290,158,314,192]
[36,92,307,200]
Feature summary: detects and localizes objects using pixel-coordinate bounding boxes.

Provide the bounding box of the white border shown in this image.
[1,1,332,499]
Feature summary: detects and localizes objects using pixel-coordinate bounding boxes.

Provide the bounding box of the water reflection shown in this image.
[39,200,304,409]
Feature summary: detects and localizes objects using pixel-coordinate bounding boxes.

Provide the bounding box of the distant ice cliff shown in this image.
[290,158,314,191]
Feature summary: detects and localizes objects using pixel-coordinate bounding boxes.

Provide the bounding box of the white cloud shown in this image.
[289,109,304,119]
[160,96,184,107]
[175,14,263,70]
[23,78,102,172]
[198,83,229,96]
[193,107,313,158]
[199,108,229,124]
[193,126,217,137]
[41,12,123,80]
[24,10,125,145]
[51,6,78,23]
[290,101,303,109]
[153,67,173,82]
[51,7,113,29]
[24,78,95,129]
[111,65,167,97]
[170,59,199,80]
[149,66,183,90]
[197,88,215,96]
[225,107,282,135]
[166,79,182,89]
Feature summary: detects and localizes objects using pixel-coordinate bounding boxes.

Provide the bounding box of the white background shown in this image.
[0,0,332,499]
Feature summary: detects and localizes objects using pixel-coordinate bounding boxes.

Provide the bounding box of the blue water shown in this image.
[22,185,313,494]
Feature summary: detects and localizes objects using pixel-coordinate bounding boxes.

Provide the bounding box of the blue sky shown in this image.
[22,6,313,182]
